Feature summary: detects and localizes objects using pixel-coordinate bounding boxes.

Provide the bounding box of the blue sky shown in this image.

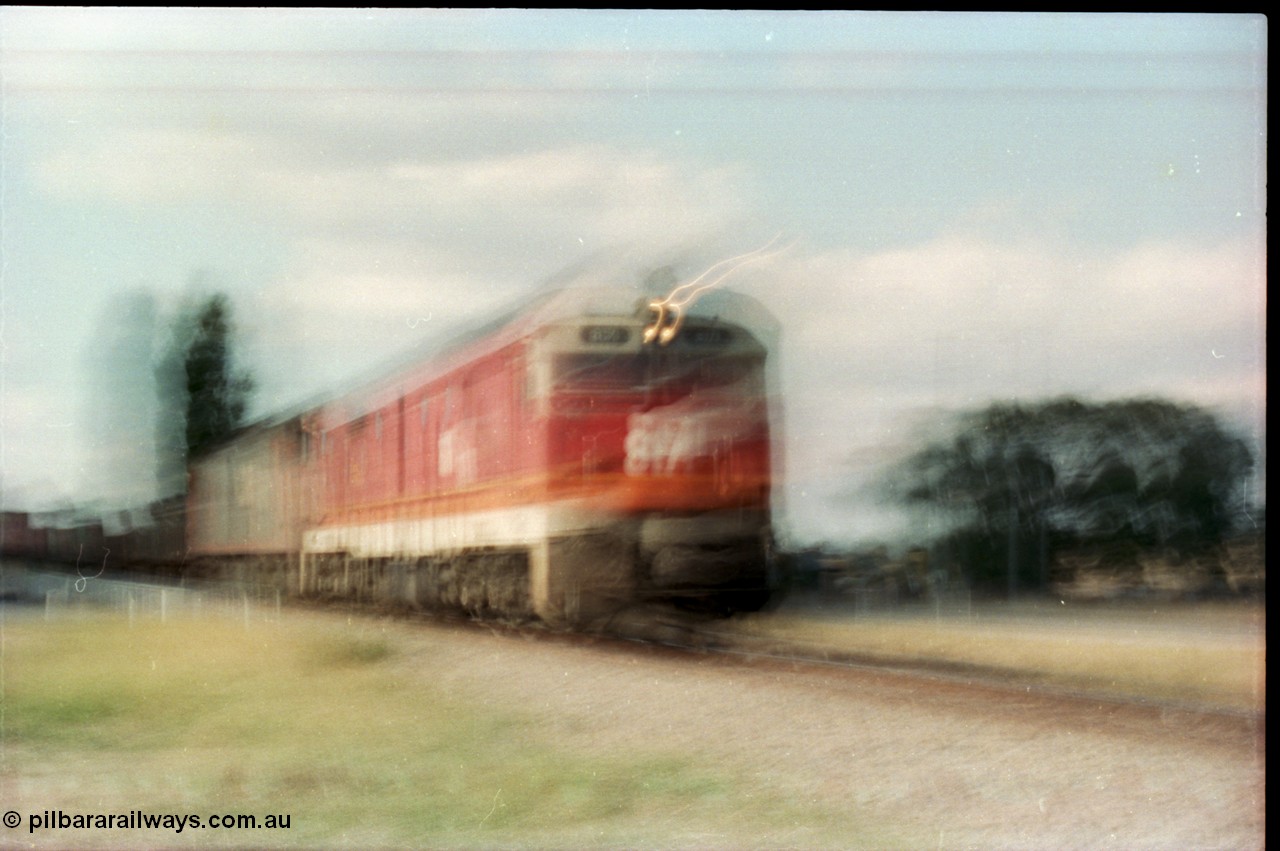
[0,10,1266,544]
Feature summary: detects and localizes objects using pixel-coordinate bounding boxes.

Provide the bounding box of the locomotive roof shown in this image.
[314,282,775,430]
[218,272,777,442]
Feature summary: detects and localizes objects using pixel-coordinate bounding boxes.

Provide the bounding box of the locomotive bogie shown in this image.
[296,550,535,619]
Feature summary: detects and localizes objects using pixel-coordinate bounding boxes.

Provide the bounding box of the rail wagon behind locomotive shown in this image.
[186,417,314,587]
[1,511,48,562]
[188,284,779,626]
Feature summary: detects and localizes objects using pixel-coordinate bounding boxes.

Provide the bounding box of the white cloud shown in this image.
[32,116,751,262]
[736,231,1266,544]
[35,128,267,204]
[1095,239,1263,339]
[270,143,750,257]
[766,233,1261,396]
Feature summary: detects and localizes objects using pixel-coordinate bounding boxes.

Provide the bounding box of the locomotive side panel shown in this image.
[301,339,550,611]
[309,340,538,534]
[401,388,433,499]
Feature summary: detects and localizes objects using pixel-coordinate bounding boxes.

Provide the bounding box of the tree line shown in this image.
[881,397,1260,595]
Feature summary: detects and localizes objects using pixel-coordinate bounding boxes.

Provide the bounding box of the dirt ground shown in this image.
[377,614,1265,850]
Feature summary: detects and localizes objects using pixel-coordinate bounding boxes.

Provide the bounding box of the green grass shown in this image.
[2,614,898,848]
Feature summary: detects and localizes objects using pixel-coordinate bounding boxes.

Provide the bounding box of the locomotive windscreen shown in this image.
[553,349,763,402]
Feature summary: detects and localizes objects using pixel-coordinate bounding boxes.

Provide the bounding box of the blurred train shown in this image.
[3,284,780,626]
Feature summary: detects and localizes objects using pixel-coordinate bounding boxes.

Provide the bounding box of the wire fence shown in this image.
[1,560,283,626]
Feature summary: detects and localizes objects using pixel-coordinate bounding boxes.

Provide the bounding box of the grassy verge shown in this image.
[730,600,1265,713]
[2,613,898,848]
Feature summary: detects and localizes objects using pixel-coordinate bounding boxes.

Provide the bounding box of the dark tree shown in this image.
[183,294,254,459]
[154,293,255,492]
[887,397,1254,593]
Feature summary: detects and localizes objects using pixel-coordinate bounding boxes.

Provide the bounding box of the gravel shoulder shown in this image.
[373,610,1264,850]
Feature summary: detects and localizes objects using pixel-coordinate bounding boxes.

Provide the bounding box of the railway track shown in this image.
[423,602,1264,725]
[24,563,1259,724]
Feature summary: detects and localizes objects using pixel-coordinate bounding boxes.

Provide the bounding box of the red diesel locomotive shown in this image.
[185,284,779,625]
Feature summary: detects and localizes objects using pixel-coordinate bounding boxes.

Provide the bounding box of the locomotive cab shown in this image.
[527,311,774,618]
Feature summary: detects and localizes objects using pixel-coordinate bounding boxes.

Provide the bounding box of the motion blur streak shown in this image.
[644,235,794,346]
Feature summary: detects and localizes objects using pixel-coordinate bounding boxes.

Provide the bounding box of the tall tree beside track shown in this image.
[884,397,1255,594]
[182,294,255,459]
[155,292,255,493]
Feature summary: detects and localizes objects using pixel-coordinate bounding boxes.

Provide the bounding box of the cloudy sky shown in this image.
[0,10,1266,544]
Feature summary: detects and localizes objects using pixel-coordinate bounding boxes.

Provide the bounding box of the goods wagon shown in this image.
[186,416,313,589]
[106,495,193,570]
[43,516,106,567]
[4,499,185,576]
[1,511,48,561]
